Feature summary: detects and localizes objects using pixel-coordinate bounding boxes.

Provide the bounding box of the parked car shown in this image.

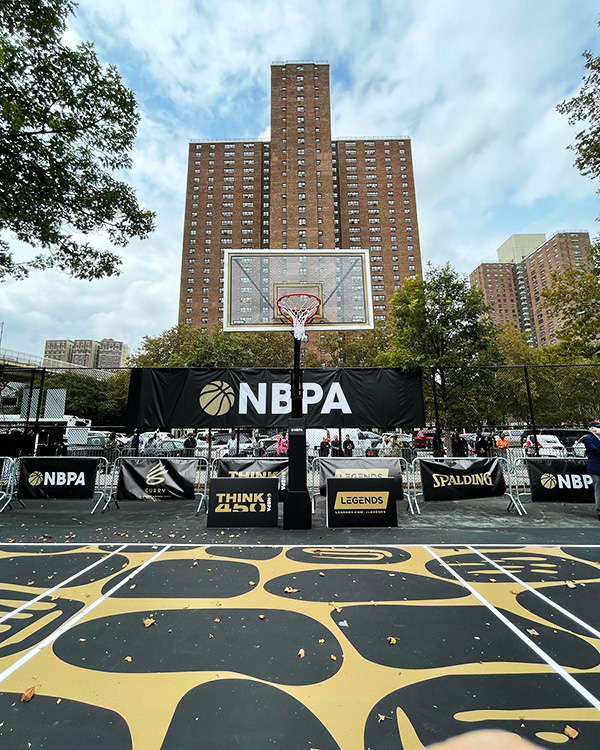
[414,429,439,449]
[207,433,253,458]
[523,434,567,457]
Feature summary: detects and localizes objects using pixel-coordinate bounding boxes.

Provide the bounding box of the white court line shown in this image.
[424,545,600,714]
[0,544,170,687]
[465,545,600,641]
[0,544,129,627]
[2,542,600,548]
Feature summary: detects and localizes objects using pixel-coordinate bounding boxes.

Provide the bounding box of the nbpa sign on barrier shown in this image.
[19,457,99,500]
[525,458,594,503]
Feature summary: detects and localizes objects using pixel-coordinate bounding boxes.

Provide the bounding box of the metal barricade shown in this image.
[104,455,210,515]
[0,457,17,513]
[511,455,586,508]
[1,456,111,515]
[410,456,526,516]
[311,456,416,515]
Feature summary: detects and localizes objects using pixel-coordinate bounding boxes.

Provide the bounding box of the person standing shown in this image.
[474,429,488,458]
[318,436,330,458]
[495,432,509,458]
[330,434,341,457]
[276,432,288,457]
[343,434,355,457]
[582,420,600,520]
[183,432,197,457]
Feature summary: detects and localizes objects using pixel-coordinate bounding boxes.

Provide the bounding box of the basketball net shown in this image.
[277,293,321,341]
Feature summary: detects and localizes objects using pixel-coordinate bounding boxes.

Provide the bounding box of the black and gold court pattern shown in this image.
[0,544,600,748]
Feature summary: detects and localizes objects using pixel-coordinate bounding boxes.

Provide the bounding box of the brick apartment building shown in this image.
[178,61,422,330]
[43,338,130,368]
[470,231,590,347]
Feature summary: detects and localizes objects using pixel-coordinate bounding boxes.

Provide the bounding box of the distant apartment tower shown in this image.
[43,339,73,363]
[98,338,130,368]
[43,338,130,368]
[179,61,422,329]
[470,231,590,347]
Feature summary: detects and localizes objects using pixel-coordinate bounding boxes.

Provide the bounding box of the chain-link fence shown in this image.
[1,364,598,460]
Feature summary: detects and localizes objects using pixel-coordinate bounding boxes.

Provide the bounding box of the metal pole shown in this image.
[523,366,539,457]
[33,367,46,455]
[291,335,302,418]
[431,367,443,456]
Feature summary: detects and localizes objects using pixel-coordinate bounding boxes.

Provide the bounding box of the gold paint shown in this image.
[0,544,599,750]
[535,731,570,743]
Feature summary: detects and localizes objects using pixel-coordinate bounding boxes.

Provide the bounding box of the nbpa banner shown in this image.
[526,458,594,503]
[117,458,197,501]
[19,457,98,500]
[126,367,425,429]
[420,458,505,501]
[319,457,404,500]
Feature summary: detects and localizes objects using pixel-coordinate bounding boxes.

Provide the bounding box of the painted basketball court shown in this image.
[0,542,599,748]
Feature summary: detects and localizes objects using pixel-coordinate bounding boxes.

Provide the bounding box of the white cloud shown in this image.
[1,0,598,356]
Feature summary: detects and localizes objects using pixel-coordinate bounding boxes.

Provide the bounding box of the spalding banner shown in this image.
[126,367,425,430]
[116,458,197,501]
[420,458,505,501]
[526,458,594,503]
[318,457,404,500]
[19,457,98,500]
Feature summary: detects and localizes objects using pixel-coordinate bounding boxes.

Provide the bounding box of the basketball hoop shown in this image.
[277,293,321,341]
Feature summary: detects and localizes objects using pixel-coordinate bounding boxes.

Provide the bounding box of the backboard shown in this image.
[223,249,374,332]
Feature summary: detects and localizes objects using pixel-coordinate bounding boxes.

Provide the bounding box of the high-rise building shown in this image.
[179,61,422,329]
[43,339,74,364]
[98,338,130,368]
[43,338,130,368]
[496,234,546,263]
[470,231,590,346]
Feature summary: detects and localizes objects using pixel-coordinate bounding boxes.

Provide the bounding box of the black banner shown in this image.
[126,367,425,430]
[318,457,404,499]
[116,458,197,501]
[207,477,279,527]
[526,459,594,503]
[19,457,98,500]
[420,458,505,501]
[326,477,398,527]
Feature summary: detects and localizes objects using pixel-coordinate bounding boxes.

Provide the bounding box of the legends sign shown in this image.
[326,477,397,527]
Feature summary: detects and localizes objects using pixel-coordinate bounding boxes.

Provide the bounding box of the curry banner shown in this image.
[116,458,197,501]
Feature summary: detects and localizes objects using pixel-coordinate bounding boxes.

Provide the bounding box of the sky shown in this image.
[1,0,599,357]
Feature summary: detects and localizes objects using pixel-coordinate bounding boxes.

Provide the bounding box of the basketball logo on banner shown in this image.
[540,473,557,489]
[199,380,236,416]
[28,471,44,486]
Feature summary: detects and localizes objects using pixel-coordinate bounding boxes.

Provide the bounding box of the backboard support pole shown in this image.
[284,334,312,529]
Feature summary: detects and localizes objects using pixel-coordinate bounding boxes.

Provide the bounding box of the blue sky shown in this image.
[1,0,598,356]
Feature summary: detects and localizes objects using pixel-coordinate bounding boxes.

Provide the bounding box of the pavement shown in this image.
[1,498,600,748]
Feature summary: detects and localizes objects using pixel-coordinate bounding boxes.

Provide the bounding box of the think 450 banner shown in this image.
[126,367,424,430]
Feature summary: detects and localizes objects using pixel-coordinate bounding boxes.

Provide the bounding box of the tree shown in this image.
[0,0,154,280]
[129,325,205,367]
[319,325,389,367]
[556,25,600,207]
[379,264,500,429]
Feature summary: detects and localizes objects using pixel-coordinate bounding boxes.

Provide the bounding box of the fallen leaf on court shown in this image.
[526,628,539,636]
[168,534,176,538]
[124,656,132,662]
[182,603,189,609]
[319,572,325,577]
[387,637,397,645]
[249,581,256,585]
[129,584,136,589]
[50,595,58,601]
[27,580,34,586]
[284,586,299,594]
[208,634,214,639]
[318,639,325,644]
[377,714,387,722]
[192,561,198,566]
[21,687,36,702]
[566,581,577,589]
[298,648,305,658]
[510,590,519,595]
[142,617,155,628]
[489,578,497,583]
[564,725,579,740]
[214,618,220,623]
[258,614,265,620]
[330,654,337,661]
[56,698,62,704]
[79,638,86,642]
